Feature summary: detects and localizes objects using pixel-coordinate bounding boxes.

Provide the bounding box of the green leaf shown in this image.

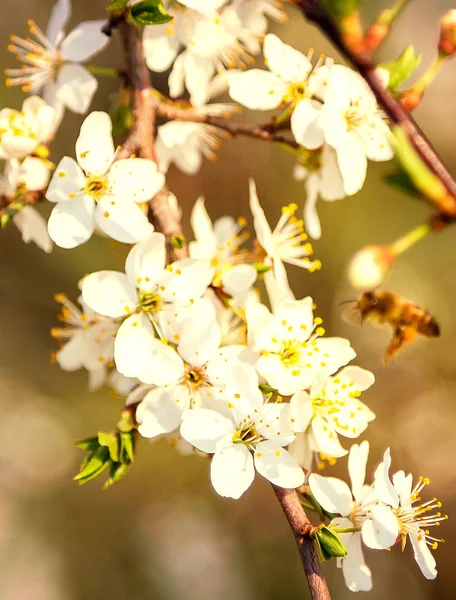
[379,46,421,90]
[314,526,348,560]
[170,235,186,249]
[75,436,99,451]
[103,462,130,490]
[384,170,422,199]
[130,0,173,25]
[323,0,361,17]
[74,446,110,483]
[110,102,133,137]
[120,432,135,463]
[107,0,129,11]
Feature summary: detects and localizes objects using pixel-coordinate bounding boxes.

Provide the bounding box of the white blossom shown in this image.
[0,156,52,253]
[6,0,110,114]
[189,196,257,297]
[181,364,304,498]
[136,309,251,438]
[46,111,164,248]
[0,96,56,160]
[249,178,320,293]
[247,297,356,396]
[81,232,214,381]
[289,366,375,459]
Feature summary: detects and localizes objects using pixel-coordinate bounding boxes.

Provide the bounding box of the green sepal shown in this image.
[314,526,348,561]
[323,0,361,17]
[384,170,422,199]
[74,436,100,451]
[170,234,186,249]
[130,0,173,25]
[107,0,129,12]
[380,45,421,90]
[98,431,120,462]
[252,262,272,274]
[74,446,110,483]
[120,431,135,463]
[259,383,277,394]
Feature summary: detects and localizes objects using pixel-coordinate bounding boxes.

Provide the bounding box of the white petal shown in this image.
[168,52,186,99]
[309,473,353,515]
[109,159,165,203]
[47,195,95,248]
[56,64,98,114]
[248,178,274,255]
[263,34,312,82]
[75,111,115,175]
[46,156,85,203]
[178,316,221,367]
[348,441,370,504]
[319,144,346,201]
[254,440,304,489]
[311,416,348,458]
[83,269,136,317]
[137,386,188,438]
[410,533,437,580]
[180,408,234,454]
[392,471,414,507]
[342,533,373,592]
[18,157,51,191]
[55,332,85,371]
[229,70,287,111]
[124,232,166,290]
[291,99,324,149]
[159,258,213,303]
[221,265,257,296]
[46,0,71,47]
[225,363,263,416]
[88,367,107,392]
[373,448,399,508]
[304,173,322,240]
[289,391,313,433]
[361,505,399,550]
[60,20,110,62]
[336,132,367,196]
[262,403,295,446]
[143,23,180,72]
[256,354,311,396]
[211,444,255,499]
[13,206,53,253]
[184,52,215,107]
[190,196,216,250]
[95,198,154,244]
[137,338,185,386]
[357,118,394,162]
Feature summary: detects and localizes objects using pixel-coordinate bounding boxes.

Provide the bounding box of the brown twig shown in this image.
[272,485,331,600]
[295,0,456,214]
[156,102,300,150]
[118,19,187,260]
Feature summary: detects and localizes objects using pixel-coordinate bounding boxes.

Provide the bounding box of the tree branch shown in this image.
[295,0,456,214]
[272,485,331,600]
[156,102,300,150]
[118,19,187,260]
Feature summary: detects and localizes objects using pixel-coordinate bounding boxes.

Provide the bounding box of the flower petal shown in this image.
[143,23,180,72]
[159,258,213,303]
[180,408,234,454]
[221,265,257,296]
[263,34,312,82]
[60,20,110,62]
[95,198,154,244]
[46,0,71,46]
[289,390,313,433]
[178,315,222,367]
[14,206,53,253]
[56,63,98,114]
[109,159,165,203]
[46,156,85,203]
[311,416,348,458]
[309,473,353,515]
[291,99,324,149]
[373,448,399,508]
[47,195,95,248]
[229,70,287,111]
[409,532,437,580]
[124,232,166,290]
[348,441,370,504]
[75,111,115,175]
[254,440,304,489]
[137,385,189,438]
[361,505,399,550]
[82,271,137,318]
[211,443,255,499]
[303,173,322,240]
[342,532,373,592]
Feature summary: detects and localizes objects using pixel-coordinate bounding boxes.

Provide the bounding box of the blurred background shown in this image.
[1,0,456,598]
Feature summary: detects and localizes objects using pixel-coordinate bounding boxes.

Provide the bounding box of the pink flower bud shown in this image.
[348,245,394,289]
[439,10,456,56]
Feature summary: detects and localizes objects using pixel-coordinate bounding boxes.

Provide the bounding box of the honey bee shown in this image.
[343,290,440,363]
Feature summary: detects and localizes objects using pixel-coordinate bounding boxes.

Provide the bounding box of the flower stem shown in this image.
[365,0,410,49]
[389,222,431,257]
[402,54,445,109]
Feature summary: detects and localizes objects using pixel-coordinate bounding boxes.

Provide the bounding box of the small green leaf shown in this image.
[120,432,135,463]
[252,262,272,274]
[384,170,422,199]
[380,46,421,89]
[259,383,276,394]
[323,0,361,17]
[313,533,333,562]
[110,102,133,137]
[75,436,100,451]
[314,526,348,561]
[74,446,110,483]
[103,462,130,490]
[170,235,186,249]
[130,0,173,25]
[107,0,129,12]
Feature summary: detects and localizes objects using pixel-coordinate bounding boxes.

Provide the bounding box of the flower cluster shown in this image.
[1,0,448,595]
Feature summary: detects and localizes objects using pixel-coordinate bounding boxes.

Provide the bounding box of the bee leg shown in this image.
[384,326,406,365]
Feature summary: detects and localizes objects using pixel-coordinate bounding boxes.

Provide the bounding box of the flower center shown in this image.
[279,340,302,364]
[232,421,262,447]
[84,175,109,201]
[183,365,207,390]
[138,291,162,313]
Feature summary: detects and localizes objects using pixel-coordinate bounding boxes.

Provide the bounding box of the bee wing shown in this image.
[341,304,363,327]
